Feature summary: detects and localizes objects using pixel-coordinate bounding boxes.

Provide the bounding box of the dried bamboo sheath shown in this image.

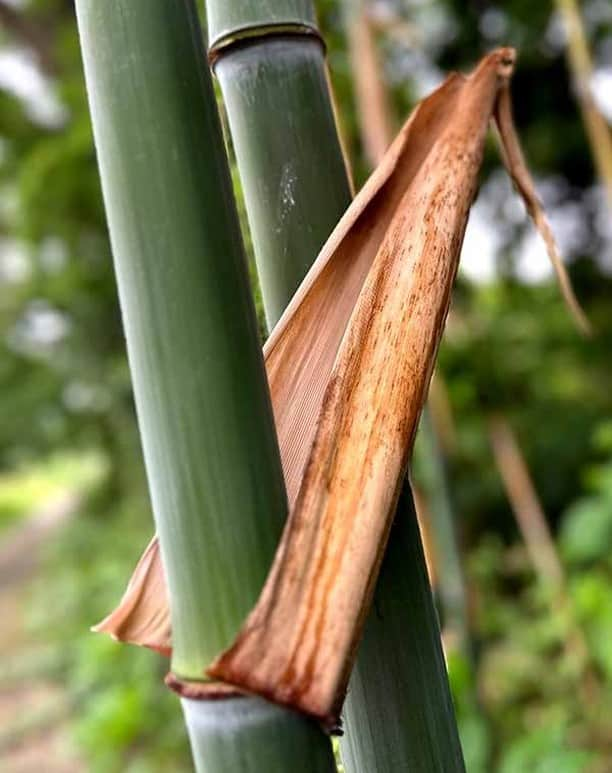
[209,50,516,723]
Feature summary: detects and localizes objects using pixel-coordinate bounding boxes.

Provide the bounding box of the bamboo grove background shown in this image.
[0,0,612,770]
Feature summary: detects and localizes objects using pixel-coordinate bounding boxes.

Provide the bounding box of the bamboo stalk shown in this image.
[209,0,464,766]
[487,414,564,586]
[209,2,353,330]
[487,413,599,702]
[181,697,336,773]
[555,0,612,211]
[75,1,336,769]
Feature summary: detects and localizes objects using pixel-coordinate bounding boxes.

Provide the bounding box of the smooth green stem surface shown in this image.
[77,1,335,769]
[76,0,286,678]
[182,697,336,773]
[208,0,317,48]
[215,36,352,329]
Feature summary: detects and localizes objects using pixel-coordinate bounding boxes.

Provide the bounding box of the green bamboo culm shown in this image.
[208,0,318,46]
[75,1,336,770]
[206,1,466,769]
[340,487,463,772]
[209,1,352,329]
[182,699,336,773]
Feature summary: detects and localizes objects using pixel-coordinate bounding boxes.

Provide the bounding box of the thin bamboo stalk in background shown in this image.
[346,6,394,168]
[487,413,599,701]
[487,414,564,586]
[555,0,612,211]
[209,0,464,767]
[75,2,336,770]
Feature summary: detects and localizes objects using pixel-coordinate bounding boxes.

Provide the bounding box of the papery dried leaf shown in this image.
[96,49,588,724]
[205,48,517,726]
[93,536,171,656]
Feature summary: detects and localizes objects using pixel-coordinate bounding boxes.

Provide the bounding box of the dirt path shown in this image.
[0,493,84,773]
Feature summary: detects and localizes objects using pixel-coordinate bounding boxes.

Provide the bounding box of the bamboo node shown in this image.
[165,673,246,701]
[208,23,325,67]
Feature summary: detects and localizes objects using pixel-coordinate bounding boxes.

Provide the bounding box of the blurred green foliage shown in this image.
[0,0,611,770]
[26,491,191,771]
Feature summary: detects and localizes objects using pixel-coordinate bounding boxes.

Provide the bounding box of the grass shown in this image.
[0,451,107,532]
